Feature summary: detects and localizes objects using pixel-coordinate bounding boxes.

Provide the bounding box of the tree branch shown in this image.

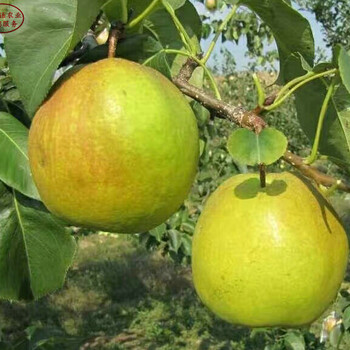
[173,62,266,133]
[173,58,350,193]
[108,21,124,58]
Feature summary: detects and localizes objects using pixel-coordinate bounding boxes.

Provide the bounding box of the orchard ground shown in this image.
[0,216,350,350]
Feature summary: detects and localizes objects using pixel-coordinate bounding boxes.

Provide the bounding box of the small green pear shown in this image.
[205,0,217,11]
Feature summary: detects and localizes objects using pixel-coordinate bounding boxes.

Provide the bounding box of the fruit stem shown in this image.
[259,163,266,188]
[108,21,124,58]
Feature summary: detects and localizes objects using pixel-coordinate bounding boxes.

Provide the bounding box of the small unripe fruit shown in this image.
[205,0,216,11]
[96,28,109,45]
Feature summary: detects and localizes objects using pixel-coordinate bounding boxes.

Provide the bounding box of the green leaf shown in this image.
[0,182,76,301]
[103,0,128,22]
[339,46,350,95]
[127,0,185,22]
[191,101,210,127]
[0,112,39,200]
[143,51,172,79]
[329,325,344,348]
[143,2,205,93]
[145,1,201,61]
[284,332,305,350]
[343,306,350,329]
[181,234,192,256]
[227,128,288,166]
[21,325,84,350]
[199,139,206,157]
[332,45,342,67]
[168,229,182,253]
[285,57,350,172]
[238,0,314,82]
[165,0,186,9]
[127,0,161,21]
[5,0,103,117]
[149,223,166,242]
[144,1,205,102]
[3,88,20,102]
[0,58,6,69]
[0,99,31,128]
[250,328,270,339]
[264,345,282,350]
[181,221,194,233]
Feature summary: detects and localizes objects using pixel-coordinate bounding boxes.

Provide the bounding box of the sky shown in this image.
[193,0,330,71]
[0,1,329,71]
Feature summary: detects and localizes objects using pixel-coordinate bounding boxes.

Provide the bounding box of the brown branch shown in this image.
[283,151,350,192]
[173,58,350,193]
[173,62,266,133]
[108,21,124,58]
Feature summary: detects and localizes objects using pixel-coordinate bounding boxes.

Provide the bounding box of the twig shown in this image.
[173,58,350,193]
[305,77,336,164]
[202,4,239,64]
[126,0,159,28]
[253,73,266,108]
[108,21,124,58]
[144,49,221,99]
[283,151,350,192]
[162,0,197,55]
[173,58,266,133]
[264,68,338,111]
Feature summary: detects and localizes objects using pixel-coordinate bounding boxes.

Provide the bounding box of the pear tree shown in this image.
[1,0,350,347]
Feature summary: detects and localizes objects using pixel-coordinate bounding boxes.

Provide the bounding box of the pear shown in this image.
[192,172,348,327]
[29,58,199,233]
[205,0,217,10]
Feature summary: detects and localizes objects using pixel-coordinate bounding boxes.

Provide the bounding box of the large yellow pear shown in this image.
[29,58,199,233]
[192,172,348,327]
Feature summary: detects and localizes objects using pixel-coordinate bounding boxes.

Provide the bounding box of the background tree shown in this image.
[296,0,350,49]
